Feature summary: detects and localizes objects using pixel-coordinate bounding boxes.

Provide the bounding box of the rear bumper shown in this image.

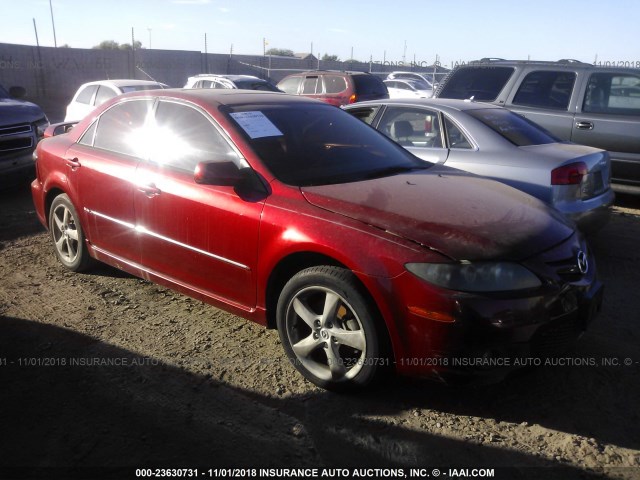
[562,188,615,233]
[30,178,48,228]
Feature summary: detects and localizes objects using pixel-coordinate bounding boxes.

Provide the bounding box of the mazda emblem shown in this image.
[577,250,589,274]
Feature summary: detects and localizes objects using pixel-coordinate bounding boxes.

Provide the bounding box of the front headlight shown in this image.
[35,117,50,140]
[406,261,541,292]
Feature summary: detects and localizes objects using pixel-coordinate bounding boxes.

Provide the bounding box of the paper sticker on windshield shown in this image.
[230,111,283,139]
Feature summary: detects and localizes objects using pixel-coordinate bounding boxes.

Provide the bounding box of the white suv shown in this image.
[65,79,167,122]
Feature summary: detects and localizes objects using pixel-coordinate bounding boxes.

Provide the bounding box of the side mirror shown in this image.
[194,161,269,200]
[194,161,244,186]
[9,86,27,99]
[46,121,78,138]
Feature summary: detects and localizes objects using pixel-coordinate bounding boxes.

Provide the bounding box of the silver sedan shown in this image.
[344,98,614,231]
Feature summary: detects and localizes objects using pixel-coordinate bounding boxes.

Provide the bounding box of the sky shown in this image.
[3,0,639,69]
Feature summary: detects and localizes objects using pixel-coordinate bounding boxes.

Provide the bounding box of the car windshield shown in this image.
[0,85,10,99]
[234,80,280,92]
[466,108,560,146]
[226,103,429,186]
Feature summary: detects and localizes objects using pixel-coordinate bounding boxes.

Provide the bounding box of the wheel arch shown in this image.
[263,251,396,364]
[44,187,68,229]
[264,252,343,330]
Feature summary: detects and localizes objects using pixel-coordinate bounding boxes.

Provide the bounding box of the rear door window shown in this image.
[438,67,514,101]
[76,85,98,105]
[466,108,558,146]
[345,106,381,125]
[444,118,473,149]
[512,71,576,110]
[95,86,118,107]
[583,72,640,115]
[278,76,302,94]
[324,75,347,94]
[377,106,443,148]
[302,76,322,94]
[352,75,387,96]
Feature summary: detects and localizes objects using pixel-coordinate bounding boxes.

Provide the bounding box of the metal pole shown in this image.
[33,18,40,48]
[49,0,57,47]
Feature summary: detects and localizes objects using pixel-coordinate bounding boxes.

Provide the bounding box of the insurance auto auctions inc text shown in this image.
[245,468,495,478]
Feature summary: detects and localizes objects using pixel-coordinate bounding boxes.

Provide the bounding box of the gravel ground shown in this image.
[1,182,639,480]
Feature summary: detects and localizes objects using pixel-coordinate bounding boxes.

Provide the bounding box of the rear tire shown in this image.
[276,266,385,391]
[49,194,92,272]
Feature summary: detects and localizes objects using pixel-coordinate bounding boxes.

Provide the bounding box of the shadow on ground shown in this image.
[0,316,622,480]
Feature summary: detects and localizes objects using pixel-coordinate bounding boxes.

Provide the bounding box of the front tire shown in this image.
[49,194,92,272]
[276,266,384,391]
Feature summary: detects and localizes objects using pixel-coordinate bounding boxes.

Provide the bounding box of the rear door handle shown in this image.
[65,157,81,169]
[137,184,161,197]
[576,121,594,130]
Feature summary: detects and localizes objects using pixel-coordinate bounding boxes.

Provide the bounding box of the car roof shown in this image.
[285,70,372,76]
[120,88,319,107]
[81,79,166,87]
[347,97,502,113]
[188,74,266,81]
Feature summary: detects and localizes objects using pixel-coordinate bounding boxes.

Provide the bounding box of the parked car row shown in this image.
[32,89,604,391]
[435,59,640,194]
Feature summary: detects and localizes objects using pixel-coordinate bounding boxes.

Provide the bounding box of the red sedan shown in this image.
[32,89,603,390]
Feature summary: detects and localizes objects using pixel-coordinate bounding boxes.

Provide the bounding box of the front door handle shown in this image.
[576,121,594,130]
[65,157,81,169]
[137,184,161,197]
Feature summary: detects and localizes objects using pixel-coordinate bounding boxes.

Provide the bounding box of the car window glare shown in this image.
[227,104,427,186]
[150,101,241,173]
[466,108,559,146]
[93,99,155,158]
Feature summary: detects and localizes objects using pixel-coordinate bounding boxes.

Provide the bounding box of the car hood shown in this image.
[0,98,45,124]
[301,166,574,261]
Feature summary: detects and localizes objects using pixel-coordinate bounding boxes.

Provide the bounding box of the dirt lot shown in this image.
[1,182,639,480]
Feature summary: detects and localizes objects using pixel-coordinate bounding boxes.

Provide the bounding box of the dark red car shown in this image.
[32,90,603,390]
